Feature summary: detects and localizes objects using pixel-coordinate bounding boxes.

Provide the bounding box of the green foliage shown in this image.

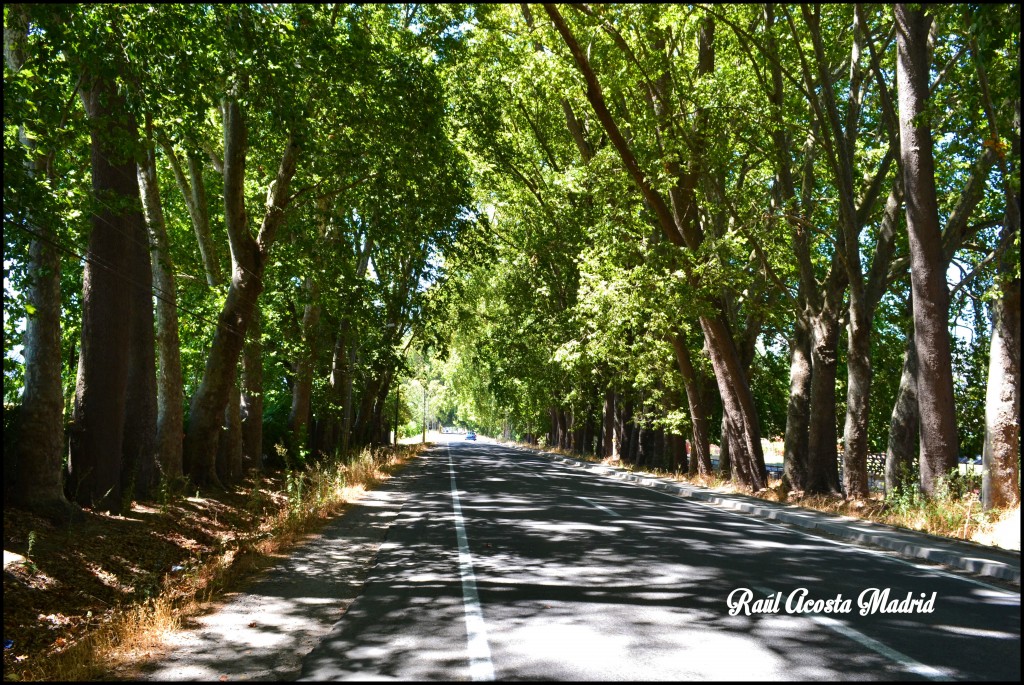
[2,3,1013,499]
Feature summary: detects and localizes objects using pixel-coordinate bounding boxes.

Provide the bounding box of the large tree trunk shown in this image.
[139,120,184,485]
[896,3,959,496]
[371,373,393,446]
[328,319,356,458]
[184,95,299,487]
[783,311,812,492]
[886,323,920,493]
[218,377,244,486]
[982,275,1021,509]
[122,145,159,503]
[241,306,263,474]
[186,277,258,488]
[982,58,1021,510]
[670,334,713,476]
[805,310,842,495]
[699,315,767,489]
[718,415,731,480]
[353,374,383,450]
[842,304,872,499]
[68,77,142,513]
[611,394,623,461]
[619,400,634,463]
[5,7,76,520]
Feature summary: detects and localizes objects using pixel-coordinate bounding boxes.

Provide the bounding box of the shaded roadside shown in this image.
[136,455,430,681]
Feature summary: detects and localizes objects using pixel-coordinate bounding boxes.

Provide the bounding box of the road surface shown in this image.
[298,437,1021,681]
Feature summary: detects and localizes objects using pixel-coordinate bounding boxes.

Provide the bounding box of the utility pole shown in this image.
[394,386,399,447]
[422,382,427,444]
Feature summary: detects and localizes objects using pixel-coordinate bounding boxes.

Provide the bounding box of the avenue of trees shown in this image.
[4,4,476,518]
[425,3,1019,507]
[4,3,1019,521]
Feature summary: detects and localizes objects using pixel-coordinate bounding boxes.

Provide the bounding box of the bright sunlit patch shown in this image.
[932,624,1018,639]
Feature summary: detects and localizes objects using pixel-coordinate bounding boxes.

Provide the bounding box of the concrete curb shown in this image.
[499,442,1020,586]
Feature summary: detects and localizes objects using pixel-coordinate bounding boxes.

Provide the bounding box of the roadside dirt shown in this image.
[3,474,301,681]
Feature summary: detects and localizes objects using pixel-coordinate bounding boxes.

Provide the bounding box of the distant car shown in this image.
[466,431,476,441]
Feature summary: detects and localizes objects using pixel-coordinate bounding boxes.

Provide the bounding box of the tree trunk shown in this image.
[982,61,1021,510]
[886,327,920,493]
[842,304,872,499]
[603,389,614,458]
[184,95,299,488]
[122,144,159,503]
[896,3,959,496]
[372,373,394,446]
[241,306,263,473]
[805,310,842,495]
[783,311,812,492]
[699,315,767,489]
[620,401,634,463]
[288,277,321,454]
[139,120,184,485]
[353,374,383,450]
[548,406,557,448]
[161,139,222,288]
[218,377,243,486]
[671,334,713,476]
[982,276,1021,509]
[186,271,262,487]
[328,319,355,458]
[68,77,141,513]
[583,407,595,455]
[718,415,731,480]
[5,7,76,520]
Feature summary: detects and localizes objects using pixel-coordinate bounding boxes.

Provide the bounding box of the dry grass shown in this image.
[3,443,425,682]
[501,439,1021,552]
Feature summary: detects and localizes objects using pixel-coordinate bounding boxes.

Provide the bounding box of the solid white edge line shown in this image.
[543,452,1016,597]
[752,585,953,681]
[447,443,495,681]
[659,486,1017,595]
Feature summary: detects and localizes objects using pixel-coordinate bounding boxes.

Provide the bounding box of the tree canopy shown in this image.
[4,3,1019,514]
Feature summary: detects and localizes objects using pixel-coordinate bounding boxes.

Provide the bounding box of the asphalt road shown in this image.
[299,437,1020,681]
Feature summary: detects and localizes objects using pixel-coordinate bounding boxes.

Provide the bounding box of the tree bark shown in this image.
[671,334,713,476]
[842,303,872,499]
[718,415,731,480]
[139,120,185,485]
[184,94,299,488]
[241,306,263,473]
[805,309,842,495]
[699,315,767,489]
[603,389,614,458]
[981,43,1021,509]
[896,3,959,496]
[122,134,159,503]
[982,275,1021,509]
[4,7,76,520]
[886,320,920,493]
[68,76,141,513]
[331,319,355,458]
[783,310,812,491]
[982,92,1021,508]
